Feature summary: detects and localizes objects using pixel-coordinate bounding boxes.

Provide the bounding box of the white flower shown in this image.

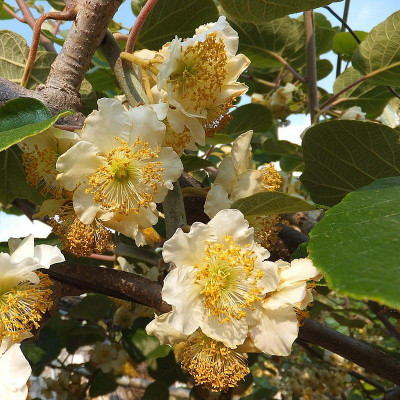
[90,343,129,374]
[56,98,183,246]
[246,258,321,356]
[0,339,32,400]
[340,106,366,120]
[204,131,282,218]
[160,209,280,349]
[117,257,159,281]
[113,306,135,329]
[18,127,79,198]
[270,83,297,108]
[0,235,64,341]
[146,312,249,392]
[156,16,250,122]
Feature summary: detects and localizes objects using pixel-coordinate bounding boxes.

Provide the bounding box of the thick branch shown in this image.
[39,0,122,111]
[299,318,400,385]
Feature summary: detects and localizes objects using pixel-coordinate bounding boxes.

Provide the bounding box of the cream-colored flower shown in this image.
[0,339,32,400]
[117,257,159,281]
[0,235,64,341]
[340,106,366,120]
[113,306,135,329]
[19,127,79,198]
[204,131,282,218]
[156,17,250,123]
[270,83,297,108]
[146,312,249,392]
[90,343,129,374]
[160,209,280,349]
[56,98,183,246]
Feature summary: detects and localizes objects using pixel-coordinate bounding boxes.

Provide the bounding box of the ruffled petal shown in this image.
[214,157,237,193]
[33,244,65,268]
[200,314,248,349]
[257,260,279,294]
[249,306,298,356]
[207,209,254,247]
[73,184,102,225]
[265,282,308,310]
[231,130,253,175]
[279,258,320,286]
[81,98,131,153]
[161,267,204,335]
[204,184,232,218]
[163,222,212,267]
[56,141,103,191]
[225,54,251,83]
[146,312,188,346]
[9,235,34,263]
[231,170,264,201]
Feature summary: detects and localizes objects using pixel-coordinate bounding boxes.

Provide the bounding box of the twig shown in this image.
[15,0,56,53]
[2,4,25,22]
[125,0,159,53]
[53,19,63,36]
[368,302,400,343]
[333,0,351,77]
[162,180,187,239]
[21,9,77,88]
[54,124,81,131]
[304,11,319,123]
[265,50,306,84]
[113,32,129,41]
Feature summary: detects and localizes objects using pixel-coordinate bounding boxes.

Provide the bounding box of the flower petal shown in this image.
[204,184,232,218]
[258,260,279,294]
[161,267,204,335]
[200,314,248,349]
[73,184,102,225]
[146,312,188,346]
[9,235,34,263]
[249,306,298,356]
[34,244,65,268]
[265,282,308,310]
[56,141,103,191]
[230,131,253,176]
[214,157,237,193]
[279,258,320,286]
[231,170,264,202]
[163,223,212,267]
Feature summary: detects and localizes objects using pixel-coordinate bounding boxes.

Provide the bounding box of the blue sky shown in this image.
[1,0,400,240]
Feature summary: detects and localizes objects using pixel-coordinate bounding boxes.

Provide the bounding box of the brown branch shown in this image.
[299,318,400,385]
[22,9,78,88]
[125,0,159,53]
[15,0,56,53]
[304,11,319,123]
[368,301,400,343]
[2,4,26,22]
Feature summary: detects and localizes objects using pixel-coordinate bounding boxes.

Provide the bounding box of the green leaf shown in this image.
[0,98,71,151]
[66,325,105,353]
[181,155,214,172]
[67,294,113,322]
[142,381,169,400]
[80,79,97,116]
[308,177,400,310]
[333,31,367,61]
[0,30,56,89]
[263,139,299,156]
[89,372,117,397]
[226,104,272,136]
[218,0,341,24]
[333,67,393,119]
[301,120,400,207]
[131,0,146,15]
[86,66,119,93]
[0,2,14,19]
[353,11,400,86]
[233,16,335,70]
[302,59,333,81]
[46,0,65,11]
[280,155,304,173]
[40,29,65,46]
[231,191,315,217]
[134,0,219,50]
[0,146,44,205]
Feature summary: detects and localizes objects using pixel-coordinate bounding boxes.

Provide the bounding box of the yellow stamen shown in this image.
[86,138,164,215]
[253,214,281,250]
[260,163,282,191]
[0,272,53,341]
[195,235,263,323]
[180,332,249,392]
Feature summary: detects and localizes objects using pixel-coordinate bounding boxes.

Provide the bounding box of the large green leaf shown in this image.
[233,16,335,70]
[226,104,272,136]
[0,30,56,89]
[0,146,44,205]
[301,120,400,207]
[333,67,393,119]
[333,31,368,61]
[352,11,400,86]
[218,0,341,24]
[308,177,400,310]
[89,372,117,397]
[134,0,219,50]
[0,98,71,151]
[231,191,315,217]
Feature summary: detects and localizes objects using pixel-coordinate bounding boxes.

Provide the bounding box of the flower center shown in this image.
[180,332,249,392]
[0,272,53,341]
[260,163,282,191]
[170,32,228,112]
[195,235,263,323]
[87,138,164,215]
